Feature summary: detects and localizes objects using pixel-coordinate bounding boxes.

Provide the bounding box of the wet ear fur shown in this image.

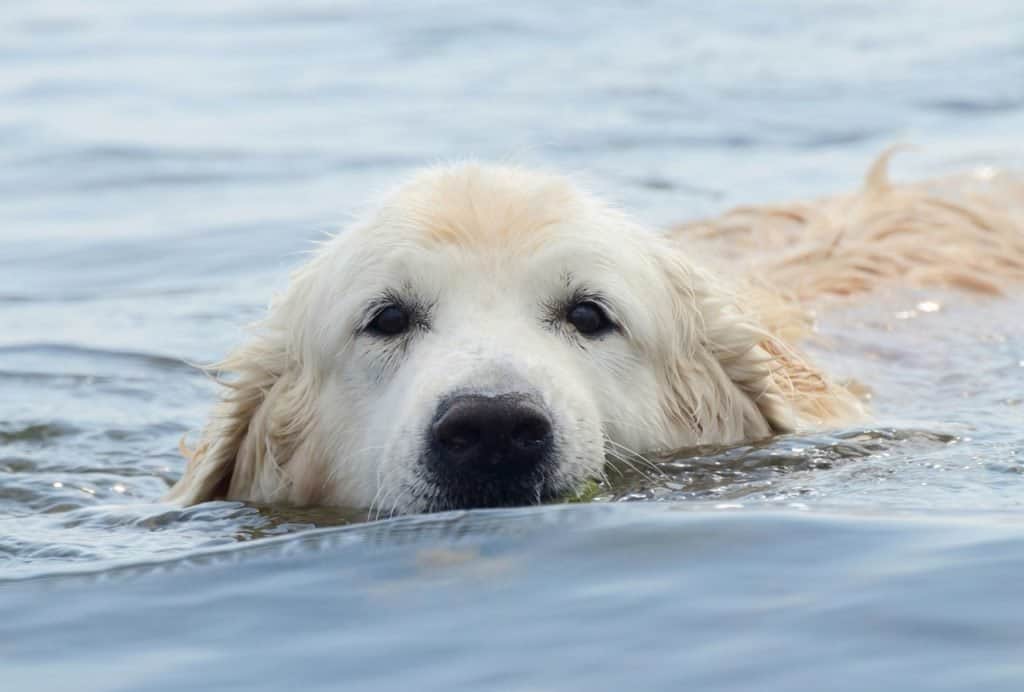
[164,329,312,505]
[164,255,329,506]
[656,246,863,444]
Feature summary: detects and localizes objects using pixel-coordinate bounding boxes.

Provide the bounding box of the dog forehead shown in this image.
[380,163,593,250]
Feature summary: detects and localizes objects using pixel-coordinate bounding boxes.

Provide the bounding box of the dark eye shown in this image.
[566,301,613,336]
[367,304,410,336]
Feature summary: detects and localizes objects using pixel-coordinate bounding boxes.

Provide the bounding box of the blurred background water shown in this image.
[0,1,1023,690]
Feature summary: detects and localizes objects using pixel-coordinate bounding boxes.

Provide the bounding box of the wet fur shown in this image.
[166,150,1023,511]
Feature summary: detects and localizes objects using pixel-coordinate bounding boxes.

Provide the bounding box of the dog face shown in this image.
[309,169,699,514]
[167,164,850,514]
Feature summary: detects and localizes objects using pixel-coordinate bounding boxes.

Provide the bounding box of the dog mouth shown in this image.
[413,474,568,512]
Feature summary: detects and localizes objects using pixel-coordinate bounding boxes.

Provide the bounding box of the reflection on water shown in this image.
[4,505,1024,691]
[0,0,1023,690]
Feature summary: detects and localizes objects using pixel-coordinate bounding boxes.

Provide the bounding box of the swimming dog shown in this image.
[167,151,1023,514]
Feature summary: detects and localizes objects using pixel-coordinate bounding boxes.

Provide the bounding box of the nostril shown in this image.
[511,416,551,448]
[437,420,480,452]
[430,394,554,476]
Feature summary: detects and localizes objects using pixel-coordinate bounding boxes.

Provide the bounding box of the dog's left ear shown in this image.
[655,245,863,443]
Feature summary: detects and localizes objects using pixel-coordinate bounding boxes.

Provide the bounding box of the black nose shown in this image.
[429,394,554,480]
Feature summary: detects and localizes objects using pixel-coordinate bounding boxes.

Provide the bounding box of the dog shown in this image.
[166,150,1023,515]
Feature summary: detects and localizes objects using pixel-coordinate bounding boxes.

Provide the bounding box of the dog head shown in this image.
[167,164,854,514]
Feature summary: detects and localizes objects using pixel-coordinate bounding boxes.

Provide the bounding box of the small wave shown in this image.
[924,97,1023,114]
[0,343,194,372]
[0,422,79,443]
[598,426,962,503]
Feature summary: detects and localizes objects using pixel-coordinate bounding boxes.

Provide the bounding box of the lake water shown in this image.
[1,1,1023,690]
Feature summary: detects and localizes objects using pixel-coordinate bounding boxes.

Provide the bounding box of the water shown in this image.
[1,1,1023,689]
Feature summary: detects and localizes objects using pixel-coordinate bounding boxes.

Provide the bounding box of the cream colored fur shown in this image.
[675,149,1024,299]
[166,151,1023,513]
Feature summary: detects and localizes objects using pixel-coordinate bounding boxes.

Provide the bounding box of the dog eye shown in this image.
[566,301,613,336]
[367,304,410,336]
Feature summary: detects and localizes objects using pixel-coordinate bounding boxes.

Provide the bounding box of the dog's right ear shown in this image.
[164,257,330,506]
[165,323,327,506]
[164,331,290,505]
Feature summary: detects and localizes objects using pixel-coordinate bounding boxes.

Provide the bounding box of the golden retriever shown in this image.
[166,150,1023,514]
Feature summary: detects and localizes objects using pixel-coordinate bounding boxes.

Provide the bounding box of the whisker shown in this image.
[603,442,664,484]
[605,450,656,483]
[604,438,664,476]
